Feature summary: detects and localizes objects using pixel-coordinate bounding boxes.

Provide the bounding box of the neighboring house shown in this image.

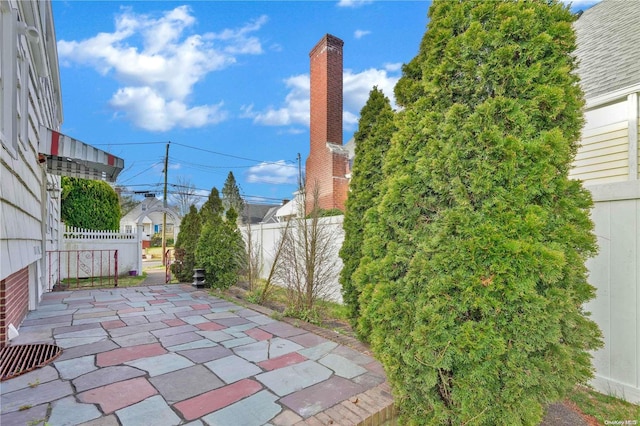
[120,197,181,246]
[0,0,123,347]
[275,191,305,222]
[242,203,277,225]
[572,0,640,402]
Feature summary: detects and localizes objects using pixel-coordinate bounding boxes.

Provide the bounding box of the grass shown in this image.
[144,246,174,259]
[567,385,640,424]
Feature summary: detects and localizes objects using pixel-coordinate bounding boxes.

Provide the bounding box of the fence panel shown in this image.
[47,249,118,290]
[62,225,140,277]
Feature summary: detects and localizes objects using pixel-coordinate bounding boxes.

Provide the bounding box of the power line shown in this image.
[171,141,298,168]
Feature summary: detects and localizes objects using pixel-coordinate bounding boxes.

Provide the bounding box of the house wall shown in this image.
[0,267,29,345]
[0,0,62,346]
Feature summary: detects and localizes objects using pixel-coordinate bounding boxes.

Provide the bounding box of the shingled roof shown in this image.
[574,0,640,100]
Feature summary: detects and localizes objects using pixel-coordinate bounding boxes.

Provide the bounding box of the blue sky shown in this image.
[52,0,601,209]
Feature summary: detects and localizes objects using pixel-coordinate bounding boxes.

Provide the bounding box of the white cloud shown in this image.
[245,74,310,127]
[110,87,228,131]
[57,6,267,132]
[247,66,400,132]
[337,0,374,8]
[354,29,371,39]
[246,160,298,185]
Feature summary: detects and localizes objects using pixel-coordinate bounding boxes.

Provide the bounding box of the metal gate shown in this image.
[47,250,118,290]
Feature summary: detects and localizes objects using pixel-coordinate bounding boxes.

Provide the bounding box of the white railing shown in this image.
[63,225,137,240]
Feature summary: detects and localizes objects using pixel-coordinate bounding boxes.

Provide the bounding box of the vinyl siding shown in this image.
[570,121,629,184]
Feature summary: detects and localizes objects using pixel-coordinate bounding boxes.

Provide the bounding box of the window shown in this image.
[125,225,133,234]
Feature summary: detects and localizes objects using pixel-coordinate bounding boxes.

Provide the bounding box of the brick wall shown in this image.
[0,267,30,347]
[306,34,348,213]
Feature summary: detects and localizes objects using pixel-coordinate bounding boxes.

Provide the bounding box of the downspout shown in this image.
[39,166,47,306]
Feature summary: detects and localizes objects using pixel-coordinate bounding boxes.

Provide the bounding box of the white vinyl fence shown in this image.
[240,216,345,303]
[61,225,141,278]
[242,194,640,403]
[585,181,640,403]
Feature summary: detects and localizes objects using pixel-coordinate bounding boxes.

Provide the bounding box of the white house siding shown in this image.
[571,121,629,184]
[0,0,62,345]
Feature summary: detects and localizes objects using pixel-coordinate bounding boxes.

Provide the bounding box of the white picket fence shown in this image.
[64,226,137,240]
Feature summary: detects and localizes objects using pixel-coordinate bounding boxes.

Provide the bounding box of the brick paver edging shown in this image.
[218,287,398,426]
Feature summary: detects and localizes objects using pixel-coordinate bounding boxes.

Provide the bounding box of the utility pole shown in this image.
[162,142,170,266]
[297,153,302,191]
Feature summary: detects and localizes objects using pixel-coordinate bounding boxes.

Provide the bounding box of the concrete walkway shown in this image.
[1,281,394,426]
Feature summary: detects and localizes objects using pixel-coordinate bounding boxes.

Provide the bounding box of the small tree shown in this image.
[276,184,341,321]
[339,87,395,327]
[172,175,198,217]
[196,189,245,290]
[61,177,120,230]
[172,204,201,282]
[222,171,244,222]
[354,1,602,424]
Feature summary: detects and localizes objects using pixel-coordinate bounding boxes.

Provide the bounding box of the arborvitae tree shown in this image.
[61,177,120,230]
[222,171,244,222]
[172,204,201,282]
[200,187,223,223]
[354,1,602,424]
[339,87,395,327]
[196,189,245,289]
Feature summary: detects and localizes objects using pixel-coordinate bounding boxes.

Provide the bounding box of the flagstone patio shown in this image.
[0,283,395,426]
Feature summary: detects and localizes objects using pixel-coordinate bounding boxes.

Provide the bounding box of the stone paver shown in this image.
[73,365,146,392]
[116,395,182,426]
[205,355,262,383]
[125,352,194,377]
[1,379,73,413]
[149,365,224,403]
[78,377,157,414]
[280,376,364,418]
[319,353,368,379]
[173,379,263,421]
[202,390,281,426]
[256,360,333,396]
[55,355,98,379]
[96,342,166,367]
[0,283,394,426]
[48,396,102,425]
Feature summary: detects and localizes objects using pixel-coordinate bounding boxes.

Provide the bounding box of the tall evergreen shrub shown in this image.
[339,87,395,327]
[354,1,602,424]
[196,189,245,289]
[172,204,201,282]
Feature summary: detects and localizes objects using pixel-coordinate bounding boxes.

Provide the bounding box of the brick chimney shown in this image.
[305,34,349,213]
